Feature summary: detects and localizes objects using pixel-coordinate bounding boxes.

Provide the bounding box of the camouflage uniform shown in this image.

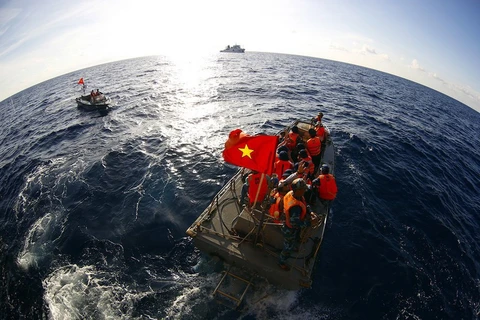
[279,205,310,265]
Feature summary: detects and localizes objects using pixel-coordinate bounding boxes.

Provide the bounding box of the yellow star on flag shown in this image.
[238,144,254,159]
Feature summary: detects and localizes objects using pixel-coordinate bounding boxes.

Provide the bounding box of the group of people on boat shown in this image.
[240,112,338,270]
[90,89,102,102]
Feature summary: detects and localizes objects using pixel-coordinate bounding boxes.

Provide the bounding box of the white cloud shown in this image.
[409,59,425,71]
[344,33,374,44]
[361,44,377,55]
[329,43,350,52]
[379,53,390,61]
[0,8,21,36]
[429,72,446,84]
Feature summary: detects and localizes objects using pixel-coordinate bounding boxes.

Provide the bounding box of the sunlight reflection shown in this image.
[166,53,216,90]
[161,53,229,150]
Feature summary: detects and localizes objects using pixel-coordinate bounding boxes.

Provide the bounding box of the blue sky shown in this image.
[1,0,479,112]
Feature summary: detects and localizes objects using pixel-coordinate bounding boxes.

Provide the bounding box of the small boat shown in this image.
[186,119,335,305]
[75,92,111,111]
[220,44,245,53]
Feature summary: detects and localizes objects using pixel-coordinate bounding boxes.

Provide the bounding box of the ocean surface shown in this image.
[0,52,479,320]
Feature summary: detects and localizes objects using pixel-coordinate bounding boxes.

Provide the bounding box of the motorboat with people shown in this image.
[186,119,335,307]
[75,90,111,111]
[220,44,245,53]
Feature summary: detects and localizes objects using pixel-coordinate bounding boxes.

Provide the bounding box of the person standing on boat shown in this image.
[306,128,322,173]
[268,170,293,222]
[314,112,323,124]
[268,178,290,223]
[312,164,338,205]
[314,113,330,156]
[273,151,293,178]
[90,90,96,102]
[224,128,249,149]
[279,178,315,270]
[296,149,315,180]
[286,126,301,151]
[240,171,271,208]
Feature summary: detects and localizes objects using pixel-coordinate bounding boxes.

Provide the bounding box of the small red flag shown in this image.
[78,78,84,85]
[222,130,278,175]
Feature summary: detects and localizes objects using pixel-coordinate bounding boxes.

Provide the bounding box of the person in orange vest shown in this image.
[225,129,249,149]
[273,151,293,178]
[296,149,315,180]
[306,128,322,173]
[315,122,327,142]
[240,171,271,207]
[276,145,290,159]
[313,111,323,124]
[279,178,316,270]
[312,164,338,205]
[268,179,290,223]
[286,126,301,151]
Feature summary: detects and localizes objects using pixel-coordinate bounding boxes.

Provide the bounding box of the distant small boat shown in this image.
[220,44,245,53]
[76,92,111,111]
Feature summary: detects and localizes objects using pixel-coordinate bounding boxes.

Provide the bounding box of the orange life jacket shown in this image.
[315,126,326,142]
[307,136,321,156]
[268,192,284,223]
[286,132,299,149]
[301,155,315,175]
[283,191,307,228]
[274,159,293,178]
[248,173,269,205]
[317,174,338,200]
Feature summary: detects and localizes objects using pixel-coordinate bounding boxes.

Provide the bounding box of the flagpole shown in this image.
[251,173,265,207]
[253,172,269,246]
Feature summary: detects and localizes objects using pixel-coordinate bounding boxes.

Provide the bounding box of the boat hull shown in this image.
[76,94,111,111]
[220,49,245,53]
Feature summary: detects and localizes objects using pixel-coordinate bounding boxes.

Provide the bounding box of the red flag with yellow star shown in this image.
[222,130,278,175]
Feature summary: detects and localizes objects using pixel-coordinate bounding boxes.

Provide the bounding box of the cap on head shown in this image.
[282,169,293,177]
[321,164,330,174]
[291,126,299,134]
[277,145,289,153]
[299,149,308,159]
[291,178,307,191]
[318,112,323,118]
[279,151,289,161]
[277,181,290,193]
[308,128,316,137]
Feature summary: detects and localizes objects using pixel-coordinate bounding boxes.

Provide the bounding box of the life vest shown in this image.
[307,136,321,156]
[283,191,307,228]
[268,192,284,223]
[315,126,326,142]
[317,174,338,200]
[225,129,249,149]
[301,156,315,175]
[274,159,293,178]
[248,173,269,205]
[286,132,299,150]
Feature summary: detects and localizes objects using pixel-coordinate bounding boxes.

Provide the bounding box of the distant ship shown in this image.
[220,44,245,53]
